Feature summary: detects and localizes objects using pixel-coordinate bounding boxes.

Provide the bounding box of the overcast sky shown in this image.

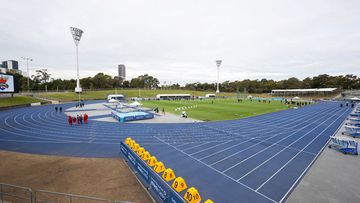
[1,0,360,85]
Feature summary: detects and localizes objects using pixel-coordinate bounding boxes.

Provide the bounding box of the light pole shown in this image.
[21,57,33,91]
[70,27,84,104]
[216,60,222,93]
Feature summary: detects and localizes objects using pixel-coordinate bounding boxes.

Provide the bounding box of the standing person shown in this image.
[84,113,88,124]
[68,116,73,126]
[79,115,83,124]
[77,115,80,124]
[55,107,58,112]
[73,116,76,124]
[59,107,62,112]
[162,107,165,115]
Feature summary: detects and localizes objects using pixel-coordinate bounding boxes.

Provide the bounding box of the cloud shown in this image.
[1,0,360,85]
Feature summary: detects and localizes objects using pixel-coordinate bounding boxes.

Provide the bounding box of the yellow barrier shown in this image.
[125,137,132,146]
[129,139,136,149]
[147,156,157,167]
[184,187,201,203]
[132,143,140,152]
[141,151,151,161]
[154,161,165,173]
[172,177,187,193]
[136,147,145,156]
[162,168,176,182]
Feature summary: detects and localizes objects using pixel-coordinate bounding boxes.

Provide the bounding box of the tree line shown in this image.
[10,72,360,93]
[185,74,360,93]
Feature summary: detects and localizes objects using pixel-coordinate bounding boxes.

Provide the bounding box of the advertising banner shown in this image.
[0,74,14,93]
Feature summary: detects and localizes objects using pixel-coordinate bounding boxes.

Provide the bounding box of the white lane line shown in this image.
[278,108,350,203]
[196,106,335,162]
[153,136,277,203]
[255,108,349,191]
[181,141,214,151]
[189,140,236,155]
[237,108,347,182]
[221,106,342,172]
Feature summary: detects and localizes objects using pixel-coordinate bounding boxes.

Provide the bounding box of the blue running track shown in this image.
[0,101,351,202]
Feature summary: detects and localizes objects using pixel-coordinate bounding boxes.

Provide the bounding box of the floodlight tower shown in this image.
[21,57,33,91]
[216,60,222,93]
[70,27,84,104]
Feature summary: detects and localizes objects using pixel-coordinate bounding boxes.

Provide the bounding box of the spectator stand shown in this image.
[328,137,358,155]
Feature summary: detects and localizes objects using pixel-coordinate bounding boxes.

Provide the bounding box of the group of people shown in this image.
[55,106,63,112]
[340,102,355,108]
[153,107,166,114]
[76,102,85,108]
[68,114,88,126]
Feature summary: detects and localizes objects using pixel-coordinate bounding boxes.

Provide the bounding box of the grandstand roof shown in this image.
[156,94,191,98]
[271,88,337,92]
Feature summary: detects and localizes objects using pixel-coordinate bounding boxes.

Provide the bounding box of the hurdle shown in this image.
[342,126,360,138]
[346,117,360,127]
[328,137,358,155]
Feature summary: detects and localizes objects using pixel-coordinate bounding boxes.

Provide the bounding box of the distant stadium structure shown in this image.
[205,94,216,98]
[107,94,125,102]
[271,88,338,96]
[156,94,191,100]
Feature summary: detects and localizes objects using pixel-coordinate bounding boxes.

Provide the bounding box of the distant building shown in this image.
[271,88,338,96]
[0,60,21,74]
[118,64,126,80]
[156,94,191,100]
[2,60,18,70]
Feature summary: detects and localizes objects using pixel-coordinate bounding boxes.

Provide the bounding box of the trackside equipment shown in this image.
[328,137,358,155]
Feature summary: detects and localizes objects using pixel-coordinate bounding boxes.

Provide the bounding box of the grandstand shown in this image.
[271,88,338,96]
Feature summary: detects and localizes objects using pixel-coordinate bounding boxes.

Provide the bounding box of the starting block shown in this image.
[184,187,201,203]
[147,156,157,167]
[162,168,176,182]
[141,151,151,161]
[172,177,187,193]
[125,137,132,146]
[136,147,145,156]
[154,161,165,173]
[204,199,214,203]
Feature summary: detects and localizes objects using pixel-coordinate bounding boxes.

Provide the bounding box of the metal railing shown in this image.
[34,190,111,203]
[0,183,133,203]
[0,183,32,203]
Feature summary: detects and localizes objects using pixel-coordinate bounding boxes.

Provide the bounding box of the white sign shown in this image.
[0,74,14,93]
[70,27,84,46]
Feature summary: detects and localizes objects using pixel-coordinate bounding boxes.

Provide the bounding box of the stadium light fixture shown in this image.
[70,27,84,104]
[216,60,222,93]
[21,57,33,91]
